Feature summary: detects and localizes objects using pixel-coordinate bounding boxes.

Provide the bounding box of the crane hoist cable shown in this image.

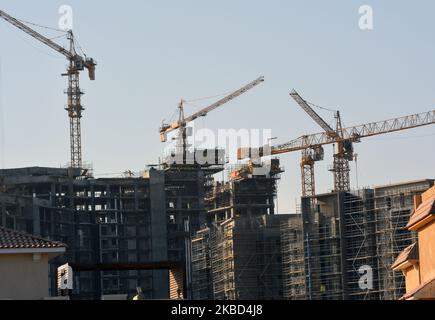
[16,18,67,33]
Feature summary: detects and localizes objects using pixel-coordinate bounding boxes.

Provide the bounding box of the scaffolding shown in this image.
[301,193,344,300]
[191,228,213,300]
[342,189,378,300]
[191,159,285,300]
[198,215,287,300]
[280,215,305,299]
[297,179,434,300]
[205,159,283,223]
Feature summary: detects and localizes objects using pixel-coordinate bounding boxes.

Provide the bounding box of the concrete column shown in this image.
[149,170,168,299]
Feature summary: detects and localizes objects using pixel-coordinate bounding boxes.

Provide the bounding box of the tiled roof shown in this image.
[391,242,419,271]
[0,227,66,250]
[402,277,435,300]
[406,196,435,230]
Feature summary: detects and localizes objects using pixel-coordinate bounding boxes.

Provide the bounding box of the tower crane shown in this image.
[289,89,351,195]
[160,76,264,162]
[238,104,435,196]
[0,10,96,169]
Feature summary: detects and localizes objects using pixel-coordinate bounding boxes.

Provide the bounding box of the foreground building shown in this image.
[0,227,66,300]
[392,185,435,300]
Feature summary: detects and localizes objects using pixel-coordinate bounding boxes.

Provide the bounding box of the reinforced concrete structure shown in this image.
[191,159,288,300]
[289,179,434,300]
[192,214,292,300]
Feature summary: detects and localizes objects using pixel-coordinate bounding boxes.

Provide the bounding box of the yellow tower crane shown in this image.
[238,94,435,196]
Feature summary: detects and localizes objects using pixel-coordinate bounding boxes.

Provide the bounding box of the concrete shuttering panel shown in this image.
[191,159,289,300]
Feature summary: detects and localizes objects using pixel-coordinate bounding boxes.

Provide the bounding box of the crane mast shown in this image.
[290,90,350,195]
[330,110,353,192]
[290,89,337,196]
[0,10,96,169]
[159,76,265,142]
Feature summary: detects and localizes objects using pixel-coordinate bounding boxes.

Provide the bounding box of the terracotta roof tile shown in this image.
[406,196,435,230]
[391,242,418,270]
[0,227,66,250]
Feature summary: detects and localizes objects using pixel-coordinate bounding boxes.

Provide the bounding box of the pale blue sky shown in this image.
[1,1,434,213]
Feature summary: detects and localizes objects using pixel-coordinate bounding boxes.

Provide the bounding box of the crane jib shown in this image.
[160,76,265,143]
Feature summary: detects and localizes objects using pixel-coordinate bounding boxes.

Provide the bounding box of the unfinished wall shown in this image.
[0,253,49,300]
[0,167,168,299]
[374,180,433,300]
[192,160,285,300]
[192,215,290,300]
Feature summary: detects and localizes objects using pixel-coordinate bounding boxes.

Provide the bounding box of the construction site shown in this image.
[291,179,433,300]
[0,7,435,301]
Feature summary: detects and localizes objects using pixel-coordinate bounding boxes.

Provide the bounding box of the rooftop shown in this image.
[0,227,66,250]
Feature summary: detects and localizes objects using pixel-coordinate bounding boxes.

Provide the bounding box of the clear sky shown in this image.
[1,1,434,213]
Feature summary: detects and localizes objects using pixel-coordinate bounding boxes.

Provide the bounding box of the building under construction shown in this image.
[283,179,434,300]
[0,167,167,299]
[280,213,305,299]
[0,151,224,299]
[205,159,282,223]
[191,159,290,300]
